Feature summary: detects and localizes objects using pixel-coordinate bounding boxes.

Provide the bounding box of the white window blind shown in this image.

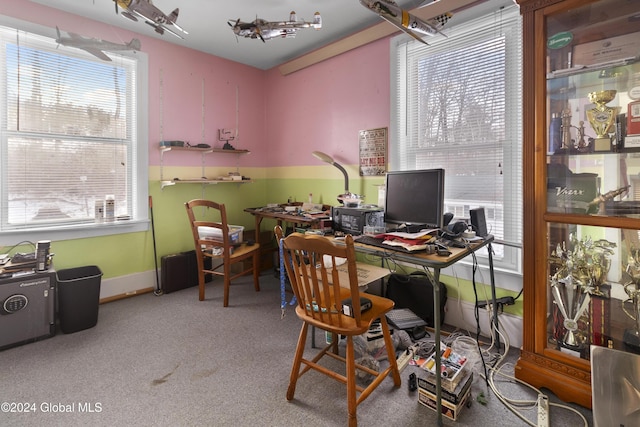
[0,24,142,234]
[391,3,522,273]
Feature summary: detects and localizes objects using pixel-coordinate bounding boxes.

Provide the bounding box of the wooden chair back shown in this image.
[185,199,231,256]
[275,226,368,333]
[185,199,260,305]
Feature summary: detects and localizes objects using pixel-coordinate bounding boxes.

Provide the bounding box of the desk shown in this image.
[353,236,496,427]
[244,204,332,243]
[245,204,333,274]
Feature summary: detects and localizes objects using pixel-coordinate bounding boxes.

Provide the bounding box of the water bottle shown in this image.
[549,113,562,154]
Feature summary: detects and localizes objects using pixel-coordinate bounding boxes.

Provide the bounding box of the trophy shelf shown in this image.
[516,0,640,409]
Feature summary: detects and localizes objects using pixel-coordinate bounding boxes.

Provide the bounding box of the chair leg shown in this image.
[223,262,231,307]
[252,252,260,292]
[287,322,309,401]
[198,270,205,301]
[346,335,357,427]
[381,317,401,386]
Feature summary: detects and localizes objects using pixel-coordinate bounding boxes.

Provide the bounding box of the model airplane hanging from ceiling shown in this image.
[113,0,188,39]
[228,11,322,43]
[55,27,141,61]
[359,0,451,45]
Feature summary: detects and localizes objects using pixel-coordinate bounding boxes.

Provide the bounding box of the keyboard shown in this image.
[354,235,414,253]
[386,308,427,330]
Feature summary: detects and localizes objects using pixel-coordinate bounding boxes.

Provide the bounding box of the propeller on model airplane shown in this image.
[228,19,240,42]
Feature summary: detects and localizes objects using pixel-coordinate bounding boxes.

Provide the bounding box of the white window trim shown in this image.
[389,1,523,292]
[0,15,149,245]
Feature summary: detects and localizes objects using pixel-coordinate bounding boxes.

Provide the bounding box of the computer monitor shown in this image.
[384,168,445,231]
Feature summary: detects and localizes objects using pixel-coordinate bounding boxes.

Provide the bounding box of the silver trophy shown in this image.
[551,274,591,349]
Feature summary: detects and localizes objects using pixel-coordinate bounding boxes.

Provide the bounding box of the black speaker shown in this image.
[443,212,454,226]
[470,208,488,237]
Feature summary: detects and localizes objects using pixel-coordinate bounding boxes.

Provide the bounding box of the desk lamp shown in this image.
[312,151,349,193]
[312,151,362,206]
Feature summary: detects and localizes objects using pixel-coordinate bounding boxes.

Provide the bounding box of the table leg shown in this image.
[487,243,500,349]
[253,215,263,243]
[432,268,443,427]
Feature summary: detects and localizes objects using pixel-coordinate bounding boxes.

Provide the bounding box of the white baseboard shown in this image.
[444,297,522,349]
[99,270,158,302]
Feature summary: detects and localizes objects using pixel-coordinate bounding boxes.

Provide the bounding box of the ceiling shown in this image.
[30,0,436,70]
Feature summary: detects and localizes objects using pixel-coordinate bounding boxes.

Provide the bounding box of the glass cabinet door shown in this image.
[546,0,640,218]
[546,224,640,360]
[544,0,640,361]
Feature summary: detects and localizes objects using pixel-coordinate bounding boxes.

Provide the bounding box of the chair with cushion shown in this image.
[274,225,400,427]
[185,199,260,306]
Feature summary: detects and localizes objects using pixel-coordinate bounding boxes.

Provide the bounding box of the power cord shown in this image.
[478,308,589,427]
[444,301,588,426]
[1,241,36,256]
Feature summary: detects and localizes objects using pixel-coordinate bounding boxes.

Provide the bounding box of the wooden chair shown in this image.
[185,199,260,306]
[274,225,400,427]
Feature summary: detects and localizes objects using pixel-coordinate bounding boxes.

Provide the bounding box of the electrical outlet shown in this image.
[537,394,549,427]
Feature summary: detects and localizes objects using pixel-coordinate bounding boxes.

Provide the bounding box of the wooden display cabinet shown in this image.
[515,0,640,408]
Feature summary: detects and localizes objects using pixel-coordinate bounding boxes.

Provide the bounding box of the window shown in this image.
[391,2,522,278]
[0,19,148,242]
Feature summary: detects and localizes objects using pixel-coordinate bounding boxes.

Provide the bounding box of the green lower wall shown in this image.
[431,274,520,316]
[30,164,520,316]
[43,231,155,278]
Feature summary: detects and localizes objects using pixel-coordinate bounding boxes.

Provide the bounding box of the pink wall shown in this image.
[143,40,266,168]
[1,0,267,168]
[264,38,391,168]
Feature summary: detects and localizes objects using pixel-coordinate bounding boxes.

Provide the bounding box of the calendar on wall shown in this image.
[359,127,387,176]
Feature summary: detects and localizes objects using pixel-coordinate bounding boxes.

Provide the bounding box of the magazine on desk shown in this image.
[382,230,439,239]
[371,229,439,252]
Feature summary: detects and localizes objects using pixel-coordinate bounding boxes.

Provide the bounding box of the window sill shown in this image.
[1,219,149,245]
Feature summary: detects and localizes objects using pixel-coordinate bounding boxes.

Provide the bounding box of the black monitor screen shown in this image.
[384,168,445,230]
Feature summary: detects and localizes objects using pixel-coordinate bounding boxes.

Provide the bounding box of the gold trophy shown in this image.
[622,283,640,351]
[586,90,619,152]
[549,235,616,350]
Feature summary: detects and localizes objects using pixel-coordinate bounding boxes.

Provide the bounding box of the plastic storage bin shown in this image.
[56,266,102,334]
[198,225,244,244]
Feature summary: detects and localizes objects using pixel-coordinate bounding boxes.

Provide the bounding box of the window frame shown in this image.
[0,15,148,245]
[389,2,523,290]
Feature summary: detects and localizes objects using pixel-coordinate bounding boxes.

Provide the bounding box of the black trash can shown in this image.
[56,266,103,334]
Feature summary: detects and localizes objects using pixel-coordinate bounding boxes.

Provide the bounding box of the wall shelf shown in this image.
[159,146,250,155]
[159,145,251,189]
[160,178,253,189]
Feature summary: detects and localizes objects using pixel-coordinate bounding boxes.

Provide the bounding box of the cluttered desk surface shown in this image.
[245,202,493,262]
[244,203,331,224]
[351,232,494,268]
